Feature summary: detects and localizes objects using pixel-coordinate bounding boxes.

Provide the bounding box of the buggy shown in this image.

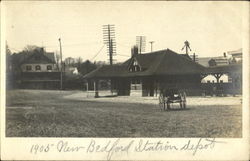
[159,88,187,110]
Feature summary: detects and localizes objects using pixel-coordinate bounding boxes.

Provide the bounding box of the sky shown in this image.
[3,1,245,63]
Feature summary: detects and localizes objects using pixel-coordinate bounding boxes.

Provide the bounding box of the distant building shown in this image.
[10,48,61,89]
[227,48,242,63]
[198,56,229,67]
[198,49,242,84]
[198,53,229,83]
[65,66,78,76]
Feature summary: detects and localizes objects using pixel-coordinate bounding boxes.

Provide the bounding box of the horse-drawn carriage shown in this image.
[158,87,187,111]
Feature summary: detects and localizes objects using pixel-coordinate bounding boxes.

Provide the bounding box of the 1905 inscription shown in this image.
[30,138,225,160]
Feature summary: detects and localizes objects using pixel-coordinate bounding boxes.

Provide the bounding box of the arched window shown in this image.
[35,65,41,71]
[47,65,52,70]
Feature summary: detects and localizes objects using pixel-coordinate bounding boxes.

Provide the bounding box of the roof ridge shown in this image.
[141,49,168,55]
[21,51,54,64]
[150,50,168,75]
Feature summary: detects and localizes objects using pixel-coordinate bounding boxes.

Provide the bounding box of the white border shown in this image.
[1,1,249,160]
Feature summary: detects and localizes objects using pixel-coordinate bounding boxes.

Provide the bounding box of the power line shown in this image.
[116,54,130,57]
[45,41,103,48]
[90,44,105,61]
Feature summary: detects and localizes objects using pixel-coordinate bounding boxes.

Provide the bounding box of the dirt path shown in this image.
[64,91,242,106]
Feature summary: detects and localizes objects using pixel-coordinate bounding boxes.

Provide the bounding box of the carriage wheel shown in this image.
[179,91,187,109]
[158,93,165,111]
[182,91,187,109]
[166,101,171,110]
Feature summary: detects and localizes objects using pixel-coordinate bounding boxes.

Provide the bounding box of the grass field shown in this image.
[6,90,242,137]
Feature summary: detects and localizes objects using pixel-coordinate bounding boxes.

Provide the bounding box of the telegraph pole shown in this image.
[136,36,146,54]
[58,38,63,90]
[181,40,192,55]
[149,41,155,52]
[103,24,116,65]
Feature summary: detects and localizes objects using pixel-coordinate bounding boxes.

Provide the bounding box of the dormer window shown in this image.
[129,59,141,72]
[35,65,41,71]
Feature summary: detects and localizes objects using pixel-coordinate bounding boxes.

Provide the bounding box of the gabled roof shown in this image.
[84,49,206,79]
[11,50,56,65]
[21,50,55,64]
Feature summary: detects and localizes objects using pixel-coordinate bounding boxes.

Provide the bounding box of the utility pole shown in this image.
[181,40,192,55]
[149,41,155,52]
[58,38,63,90]
[136,36,146,54]
[103,24,116,65]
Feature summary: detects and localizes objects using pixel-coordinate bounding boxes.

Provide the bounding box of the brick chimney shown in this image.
[131,45,138,57]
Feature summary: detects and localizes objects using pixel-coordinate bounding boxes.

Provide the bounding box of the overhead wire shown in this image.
[90,44,105,61]
[116,54,130,57]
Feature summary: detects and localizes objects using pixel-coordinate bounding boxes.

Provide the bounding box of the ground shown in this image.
[6,90,242,137]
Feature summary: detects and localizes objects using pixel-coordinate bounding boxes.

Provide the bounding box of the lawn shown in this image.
[6,90,242,137]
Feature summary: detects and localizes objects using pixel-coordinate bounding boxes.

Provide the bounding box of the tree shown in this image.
[6,43,12,72]
[208,59,217,67]
[23,45,41,54]
[64,57,75,67]
[75,57,83,69]
[54,51,60,70]
[77,60,97,76]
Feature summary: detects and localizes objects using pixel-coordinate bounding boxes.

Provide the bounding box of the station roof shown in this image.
[83,49,206,79]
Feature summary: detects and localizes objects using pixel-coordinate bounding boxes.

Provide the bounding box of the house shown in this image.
[10,48,61,89]
[65,66,79,76]
[83,48,206,97]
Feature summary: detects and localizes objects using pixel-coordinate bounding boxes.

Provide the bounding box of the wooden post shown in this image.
[94,80,99,98]
[58,38,63,90]
[86,80,89,98]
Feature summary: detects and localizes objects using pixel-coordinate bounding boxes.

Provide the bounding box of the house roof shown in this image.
[12,49,56,65]
[84,49,206,79]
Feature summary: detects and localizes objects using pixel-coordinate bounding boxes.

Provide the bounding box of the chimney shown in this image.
[41,47,45,54]
[131,45,139,57]
[223,52,227,57]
